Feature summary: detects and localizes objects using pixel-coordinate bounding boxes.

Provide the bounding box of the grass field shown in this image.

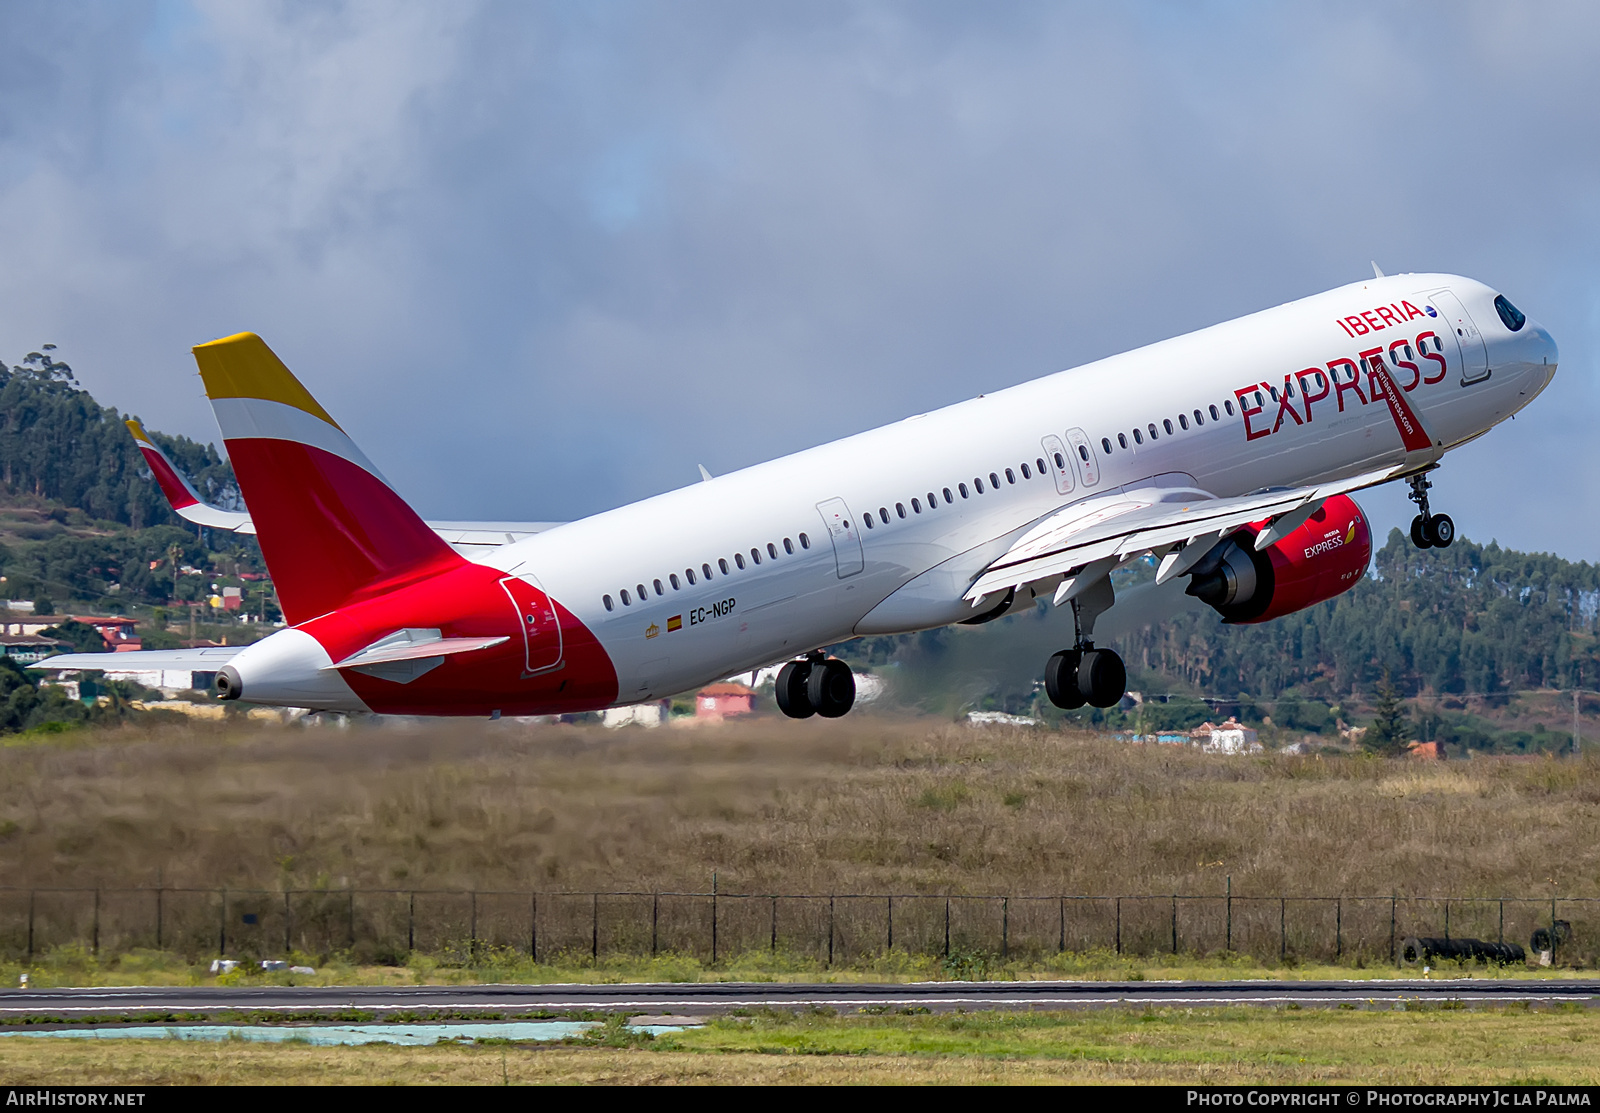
[0,1007,1596,1085]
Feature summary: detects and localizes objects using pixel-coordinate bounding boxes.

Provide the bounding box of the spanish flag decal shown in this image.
[667,615,683,632]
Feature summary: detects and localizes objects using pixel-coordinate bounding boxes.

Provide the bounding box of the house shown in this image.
[696,682,756,720]
[0,634,67,665]
[1191,718,1262,754]
[1406,740,1443,760]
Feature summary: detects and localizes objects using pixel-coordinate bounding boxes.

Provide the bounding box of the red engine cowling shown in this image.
[1184,494,1372,624]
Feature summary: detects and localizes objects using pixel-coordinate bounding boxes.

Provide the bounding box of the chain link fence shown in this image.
[0,887,1587,967]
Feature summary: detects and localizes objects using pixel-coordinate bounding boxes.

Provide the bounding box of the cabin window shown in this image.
[768,543,778,559]
[1254,391,1263,407]
[1077,445,1089,462]
[784,538,794,554]
[1118,433,1128,449]
[927,491,937,507]
[864,512,875,528]
[1194,409,1204,426]
[1020,463,1032,479]
[653,578,664,595]
[1147,423,1158,440]
[603,594,614,611]
[718,558,729,574]
[637,583,648,599]
[1005,468,1016,484]
[620,589,632,606]
[959,483,969,498]
[1101,437,1112,453]
[989,472,1001,488]
[896,503,906,518]
[703,563,714,579]
[943,487,954,502]
[912,498,922,513]
[1224,400,1235,416]
[1163,419,1173,435]
[1035,457,1047,474]
[686,568,697,585]
[1133,428,1143,444]
[1052,453,1064,470]
[669,574,680,590]
[973,478,984,494]
[1178,414,1188,430]
[734,553,745,570]
[800,533,811,548]
[749,548,760,565]
[1210,404,1221,420]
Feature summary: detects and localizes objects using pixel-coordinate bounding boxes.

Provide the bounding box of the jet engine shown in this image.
[1185,494,1372,624]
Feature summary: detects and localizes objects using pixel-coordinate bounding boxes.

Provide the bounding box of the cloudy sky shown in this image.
[1,1,1596,558]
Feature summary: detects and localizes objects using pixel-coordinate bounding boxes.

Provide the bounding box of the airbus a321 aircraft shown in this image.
[44,273,1556,719]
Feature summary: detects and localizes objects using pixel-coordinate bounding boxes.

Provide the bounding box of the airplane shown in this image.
[42,272,1556,719]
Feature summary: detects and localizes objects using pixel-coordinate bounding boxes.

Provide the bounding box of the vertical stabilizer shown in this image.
[191,332,460,624]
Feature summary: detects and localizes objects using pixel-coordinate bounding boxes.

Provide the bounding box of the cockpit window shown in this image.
[1494,294,1526,332]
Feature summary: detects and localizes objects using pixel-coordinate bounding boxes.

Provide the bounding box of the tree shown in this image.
[1364,670,1411,756]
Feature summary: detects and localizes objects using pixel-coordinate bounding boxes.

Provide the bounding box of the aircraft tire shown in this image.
[807,658,855,718]
[1425,513,1455,548]
[1079,649,1126,709]
[775,660,816,719]
[1045,650,1085,710]
[1410,515,1434,550]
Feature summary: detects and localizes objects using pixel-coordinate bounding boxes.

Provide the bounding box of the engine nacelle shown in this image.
[1185,494,1372,624]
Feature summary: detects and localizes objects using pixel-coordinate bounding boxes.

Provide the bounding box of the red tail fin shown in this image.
[192,332,461,624]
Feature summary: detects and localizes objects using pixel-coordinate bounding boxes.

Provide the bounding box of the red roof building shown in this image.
[697,682,755,720]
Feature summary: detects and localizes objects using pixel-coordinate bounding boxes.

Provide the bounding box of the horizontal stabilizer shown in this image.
[324,629,509,671]
[34,647,244,671]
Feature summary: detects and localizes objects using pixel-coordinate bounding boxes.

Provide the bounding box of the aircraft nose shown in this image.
[1526,321,1558,384]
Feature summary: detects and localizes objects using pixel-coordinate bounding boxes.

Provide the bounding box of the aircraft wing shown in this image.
[128,419,562,551]
[964,464,1405,603]
[32,647,245,671]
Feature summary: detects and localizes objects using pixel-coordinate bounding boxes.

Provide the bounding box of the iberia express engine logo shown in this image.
[1304,515,1360,560]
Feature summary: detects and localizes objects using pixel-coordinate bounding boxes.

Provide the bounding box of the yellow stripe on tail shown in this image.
[192,332,343,430]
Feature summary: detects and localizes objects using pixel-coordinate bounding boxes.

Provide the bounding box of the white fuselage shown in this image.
[480,274,1557,705]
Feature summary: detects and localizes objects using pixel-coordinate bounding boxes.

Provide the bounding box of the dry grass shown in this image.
[0,1007,1597,1084]
[2,716,1596,898]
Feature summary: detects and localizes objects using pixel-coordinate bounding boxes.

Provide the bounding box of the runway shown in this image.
[1,979,1596,1018]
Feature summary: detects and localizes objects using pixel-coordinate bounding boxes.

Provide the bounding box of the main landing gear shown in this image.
[775,651,856,719]
[1407,472,1455,550]
[1043,571,1127,710]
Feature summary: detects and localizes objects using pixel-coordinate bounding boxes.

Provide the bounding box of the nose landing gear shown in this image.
[1407,472,1454,550]
[776,652,856,719]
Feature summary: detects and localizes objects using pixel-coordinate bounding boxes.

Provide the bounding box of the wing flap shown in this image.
[966,465,1402,601]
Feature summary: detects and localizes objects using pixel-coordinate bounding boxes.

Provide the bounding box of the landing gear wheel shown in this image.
[806,658,855,718]
[1410,515,1434,550]
[1045,650,1085,710]
[775,660,816,719]
[1425,513,1454,548]
[1079,649,1127,709]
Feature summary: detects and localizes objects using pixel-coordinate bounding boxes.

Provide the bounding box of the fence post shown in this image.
[1335,897,1342,960]
[1552,895,1559,964]
[944,899,950,958]
[828,895,834,967]
[155,888,162,952]
[1058,897,1065,955]
[220,888,228,957]
[651,893,659,957]
[92,889,100,958]
[26,890,34,964]
[1115,897,1121,956]
[886,896,893,953]
[1498,899,1504,945]
[591,894,599,964]
[1390,895,1396,965]
[1279,897,1286,962]
[530,893,538,963]
[407,893,415,954]
[1002,897,1009,960]
[284,891,292,956]
[1226,876,1232,952]
[1171,895,1178,956]
[347,886,355,949]
[711,882,718,966]
[771,896,778,954]
[1445,900,1451,943]
[470,891,478,963]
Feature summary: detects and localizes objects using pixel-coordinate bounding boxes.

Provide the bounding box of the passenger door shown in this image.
[1065,427,1100,487]
[816,498,864,578]
[1429,291,1490,384]
[500,574,563,675]
[1040,435,1075,496]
